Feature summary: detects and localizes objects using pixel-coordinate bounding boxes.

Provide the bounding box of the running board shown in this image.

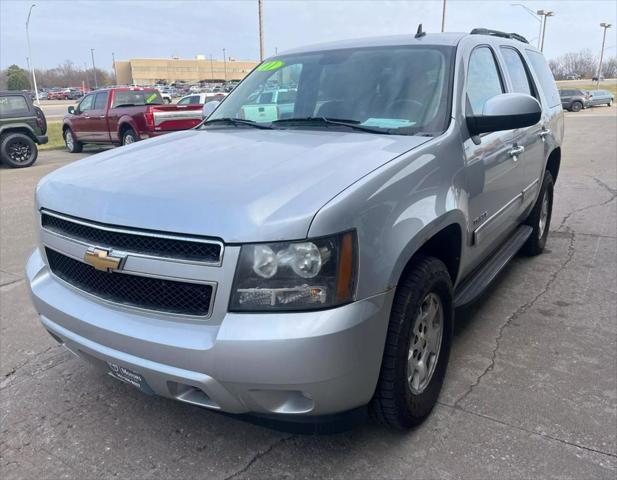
[454,225,532,308]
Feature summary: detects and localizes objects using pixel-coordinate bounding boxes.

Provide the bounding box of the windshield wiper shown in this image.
[272,117,392,134]
[203,117,274,129]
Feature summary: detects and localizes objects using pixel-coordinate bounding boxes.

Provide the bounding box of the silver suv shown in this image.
[27,29,563,429]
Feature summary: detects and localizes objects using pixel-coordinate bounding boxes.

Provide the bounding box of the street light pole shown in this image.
[441,0,446,32]
[112,52,117,85]
[25,4,40,105]
[511,4,542,49]
[90,48,98,89]
[537,10,555,53]
[258,0,265,62]
[209,54,214,82]
[597,23,612,86]
[222,48,227,83]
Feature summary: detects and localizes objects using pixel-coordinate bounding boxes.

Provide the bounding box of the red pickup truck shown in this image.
[62,87,203,152]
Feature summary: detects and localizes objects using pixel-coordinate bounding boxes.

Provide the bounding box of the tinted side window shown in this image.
[526,50,561,107]
[467,47,504,114]
[500,47,534,97]
[94,92,109,110]
[0,95,29,116]
[78,94,94,112]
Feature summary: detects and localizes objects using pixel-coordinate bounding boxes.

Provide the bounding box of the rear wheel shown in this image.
[0,133,38,168]
[122,129,137,146]
[64,128,83,153]
[370,256,453,429]
[571,101,583,112]
[523,171,554,256]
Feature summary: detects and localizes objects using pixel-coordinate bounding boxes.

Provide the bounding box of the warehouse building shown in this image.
[114,56,259,85]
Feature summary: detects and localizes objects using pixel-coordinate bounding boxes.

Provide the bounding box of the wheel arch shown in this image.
[390,213,465,290]
[545,147,561,183]
[0,126,37,143]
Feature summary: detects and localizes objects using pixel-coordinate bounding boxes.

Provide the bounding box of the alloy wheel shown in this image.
[407,292,444,395]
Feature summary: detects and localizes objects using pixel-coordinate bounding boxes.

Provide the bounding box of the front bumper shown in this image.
[27,248,393,416]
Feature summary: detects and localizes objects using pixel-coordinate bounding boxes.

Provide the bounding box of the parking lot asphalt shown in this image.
[1,107,616,479]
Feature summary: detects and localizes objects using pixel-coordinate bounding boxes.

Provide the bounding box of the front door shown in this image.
[71,93,95,141]
[463,46,523,263]
[89,91,110,142]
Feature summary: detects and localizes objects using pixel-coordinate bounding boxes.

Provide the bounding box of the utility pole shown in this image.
[258,0,265,62]
[597,23,612,86]
[223,48,227,83]
[26,4,40,104]
[537,10,555,53]
[441,0,446,32]
[511,4,542,49]
[90,48,98,89]
[112,52,117,85]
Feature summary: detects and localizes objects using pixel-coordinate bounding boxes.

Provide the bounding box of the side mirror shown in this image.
[68,106,75,115]
[202,100,220,120]
[466,93,541,135]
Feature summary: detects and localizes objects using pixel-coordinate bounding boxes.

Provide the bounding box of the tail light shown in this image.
[144,107,155,129]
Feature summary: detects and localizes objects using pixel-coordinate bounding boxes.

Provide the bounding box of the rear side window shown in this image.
[467,47,504,115]
[94,92,109,110]
[526,50,560,107]
[500,47,535,97]
[0,95,29,116]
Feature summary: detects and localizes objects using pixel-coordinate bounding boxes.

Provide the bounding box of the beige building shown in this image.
[114,56,259,85]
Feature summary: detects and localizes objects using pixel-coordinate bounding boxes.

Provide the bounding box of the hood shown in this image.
[37,128,429,242]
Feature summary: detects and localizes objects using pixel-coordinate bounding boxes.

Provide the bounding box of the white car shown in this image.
[177,92,228,105]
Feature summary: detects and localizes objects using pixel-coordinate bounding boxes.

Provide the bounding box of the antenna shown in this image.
[415,24,426,38]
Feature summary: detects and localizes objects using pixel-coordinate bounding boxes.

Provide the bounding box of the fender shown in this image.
[116,116,139,143]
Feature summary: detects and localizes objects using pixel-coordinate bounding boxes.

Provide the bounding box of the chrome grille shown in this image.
[45,248,213,316]
[41,211,222,264]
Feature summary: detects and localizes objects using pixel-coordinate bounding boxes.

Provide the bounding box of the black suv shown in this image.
[559,88,590,112]
[0,91,48,168]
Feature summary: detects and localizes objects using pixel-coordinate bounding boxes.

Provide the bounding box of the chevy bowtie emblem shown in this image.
[84,247,124,272]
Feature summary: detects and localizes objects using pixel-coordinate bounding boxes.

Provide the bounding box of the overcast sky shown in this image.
[1,0,616,71]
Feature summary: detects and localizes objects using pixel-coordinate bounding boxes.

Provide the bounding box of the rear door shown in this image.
[498,46,544,211]
[89,91,110,142]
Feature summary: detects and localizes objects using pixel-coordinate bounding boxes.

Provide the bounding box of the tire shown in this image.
[34,106,47,135]
[523,171,554,256]
[0,133,38,168]
[571,101,582,112]
[121,129,137,146]
[608,100,613,107]
[64,128,83,153]
[370,256,453,429]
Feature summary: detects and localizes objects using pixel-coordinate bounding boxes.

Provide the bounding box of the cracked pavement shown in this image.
[1,109,616,479]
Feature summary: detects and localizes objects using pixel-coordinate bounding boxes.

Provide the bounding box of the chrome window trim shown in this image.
[43,247,217,320]
[40,209,224,267]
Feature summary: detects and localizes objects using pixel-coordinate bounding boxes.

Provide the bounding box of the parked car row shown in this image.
[559,88,614,112]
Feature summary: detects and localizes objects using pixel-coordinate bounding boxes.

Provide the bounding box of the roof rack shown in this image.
[470,28,529,44]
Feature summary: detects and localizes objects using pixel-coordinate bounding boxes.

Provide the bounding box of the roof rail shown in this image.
[470,28,529,44]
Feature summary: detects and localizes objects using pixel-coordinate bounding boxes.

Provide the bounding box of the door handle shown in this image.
[539,128,551,139]
[508,145,525,160]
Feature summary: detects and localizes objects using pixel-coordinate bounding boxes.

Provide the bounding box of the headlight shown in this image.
[229,231,357,312]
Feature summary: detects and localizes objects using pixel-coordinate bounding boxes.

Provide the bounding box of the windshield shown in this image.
[111,90,164,108]
[206,45,454,135]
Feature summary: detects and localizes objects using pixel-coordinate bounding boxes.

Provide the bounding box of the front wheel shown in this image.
[64,128,83,153]
[523,171,554,256]
[608,100,613,107]
[370,256,453,429]
[571,101,583,112]
[0,133,38,168]
[121,129,137,146]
